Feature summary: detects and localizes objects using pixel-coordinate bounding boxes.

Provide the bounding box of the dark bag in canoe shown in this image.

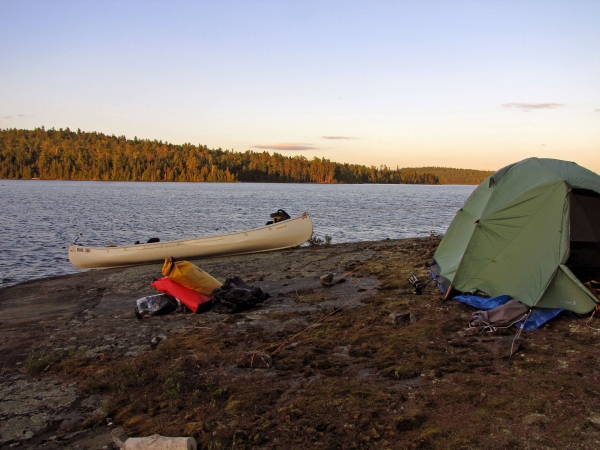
[266,209,291,225]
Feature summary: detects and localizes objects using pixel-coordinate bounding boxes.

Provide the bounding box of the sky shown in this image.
[1,0,599,172]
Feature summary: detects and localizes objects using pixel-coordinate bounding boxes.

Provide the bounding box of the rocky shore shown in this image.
[1,238,600,449]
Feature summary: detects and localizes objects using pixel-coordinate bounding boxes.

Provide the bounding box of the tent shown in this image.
[431,158,600,314]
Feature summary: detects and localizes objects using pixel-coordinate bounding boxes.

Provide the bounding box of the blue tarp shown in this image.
[453,294,563,330]
[430,265,563,330]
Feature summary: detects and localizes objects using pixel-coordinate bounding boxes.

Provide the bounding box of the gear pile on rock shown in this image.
[135,257,270,318]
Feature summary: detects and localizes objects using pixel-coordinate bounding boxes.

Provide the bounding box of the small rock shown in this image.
[237,352,273,369]
[387,313,399,324]
[387,313,419,325]
[320,273,334,287]
[589,413,600,427]
[344,261,360,270]
[319,273,346,287]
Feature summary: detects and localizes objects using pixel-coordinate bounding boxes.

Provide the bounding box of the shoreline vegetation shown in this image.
[0,127,492,184]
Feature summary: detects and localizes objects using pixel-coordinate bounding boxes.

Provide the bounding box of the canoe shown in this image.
[68,213,313,269]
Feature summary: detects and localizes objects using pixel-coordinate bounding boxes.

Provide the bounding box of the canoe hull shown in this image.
[68,213,313,269]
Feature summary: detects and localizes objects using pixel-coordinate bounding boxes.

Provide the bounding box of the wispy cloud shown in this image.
[321,136,357,140]
[2,114,31,119]
[253,143,318,151]
[502,102,565,111]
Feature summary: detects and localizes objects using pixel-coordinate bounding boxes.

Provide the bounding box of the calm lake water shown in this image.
[0,180,475,287]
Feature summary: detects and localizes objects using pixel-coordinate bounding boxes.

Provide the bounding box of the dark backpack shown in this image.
[266,209,291,225]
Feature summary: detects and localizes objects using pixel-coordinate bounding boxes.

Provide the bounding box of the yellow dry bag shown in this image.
[162,258,222,296]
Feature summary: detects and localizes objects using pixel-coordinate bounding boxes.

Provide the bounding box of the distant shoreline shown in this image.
[1,127,493,184]
[0,177,481,186]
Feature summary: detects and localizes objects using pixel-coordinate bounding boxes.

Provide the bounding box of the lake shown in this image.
[0,180,475,287]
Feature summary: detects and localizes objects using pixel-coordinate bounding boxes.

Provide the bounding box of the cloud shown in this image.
[253,143,318,151]
[502,102,565,111]
[321,136,356,140]
[2,114,31,119]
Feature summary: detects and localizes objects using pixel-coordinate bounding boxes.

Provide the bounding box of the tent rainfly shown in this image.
[431,158,600,314]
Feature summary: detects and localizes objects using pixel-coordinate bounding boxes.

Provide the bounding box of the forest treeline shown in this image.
[0,127,493,184]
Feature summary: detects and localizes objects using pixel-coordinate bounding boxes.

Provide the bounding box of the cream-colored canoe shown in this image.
[68,213,313,269]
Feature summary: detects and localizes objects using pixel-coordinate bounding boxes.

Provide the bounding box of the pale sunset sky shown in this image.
[1,0,599,172]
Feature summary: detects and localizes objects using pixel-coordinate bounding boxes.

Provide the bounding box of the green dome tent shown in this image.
[431,158,600,314]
